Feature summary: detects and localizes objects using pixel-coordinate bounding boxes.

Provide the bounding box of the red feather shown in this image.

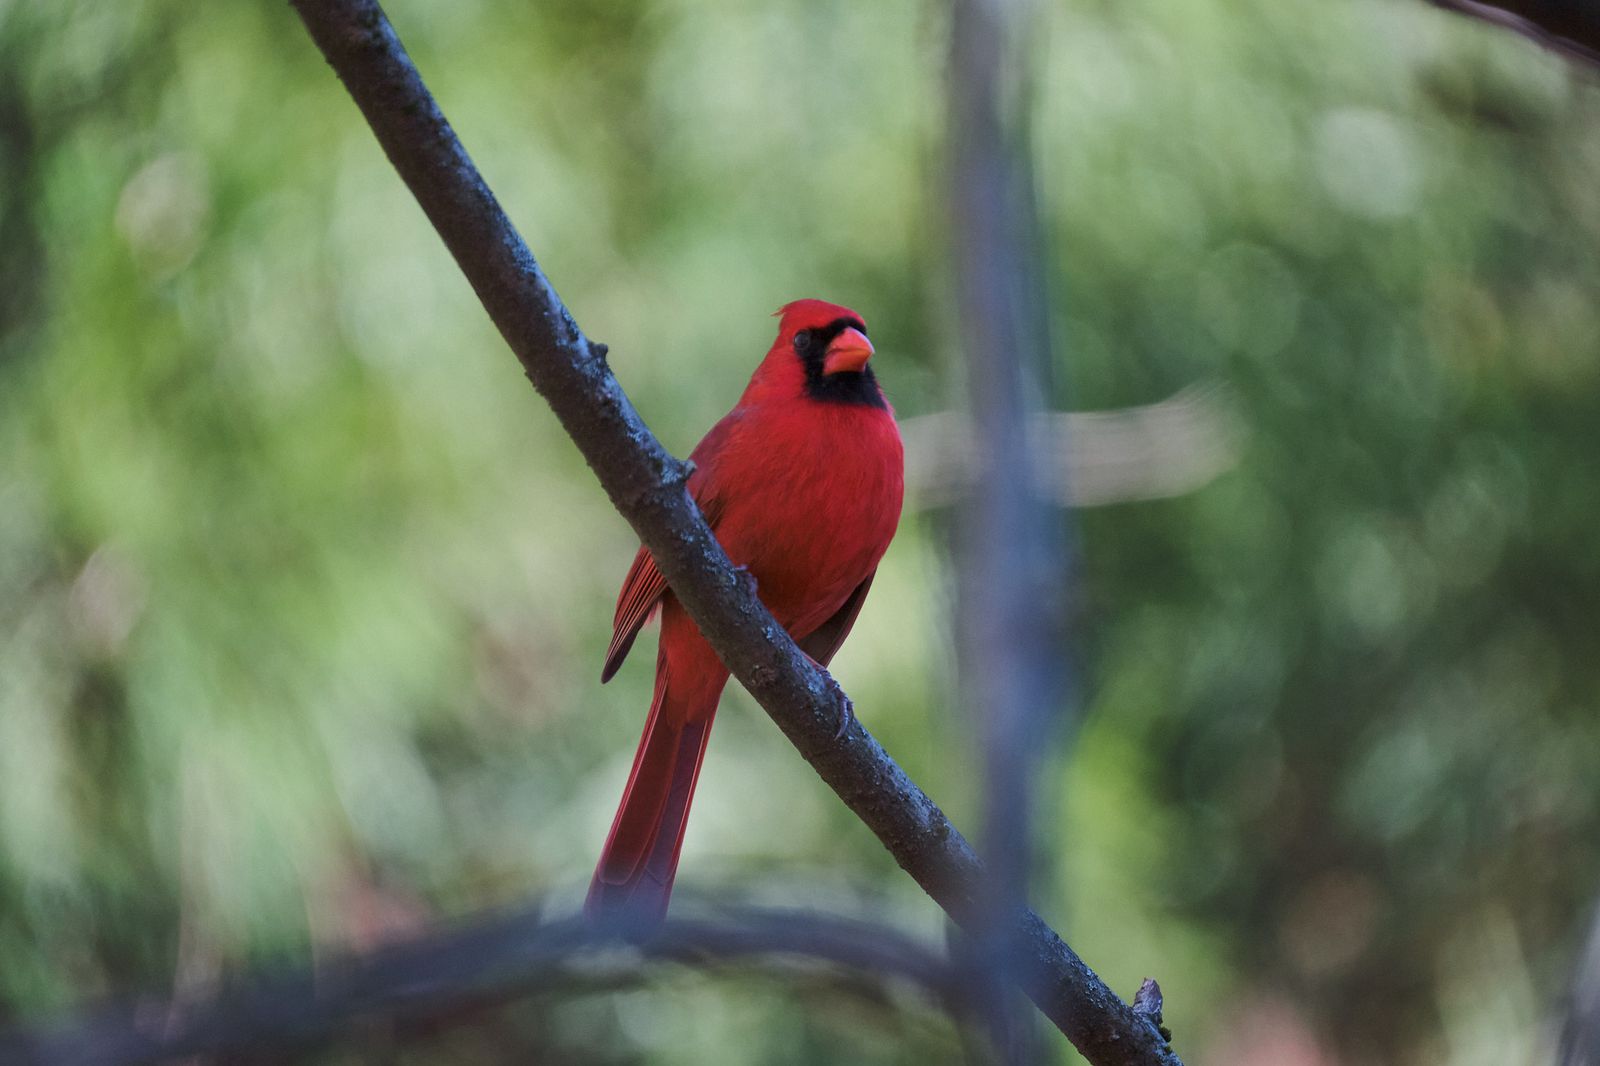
[601,546,665,683]
[586,300,905,924]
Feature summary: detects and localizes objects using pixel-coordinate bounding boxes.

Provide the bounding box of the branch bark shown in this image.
[287,2,1181,1062]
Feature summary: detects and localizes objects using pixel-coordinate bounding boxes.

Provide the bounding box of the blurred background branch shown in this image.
[1560,900,1600,1065]
[902,384,1241,508]
[945,0,1073,1058]
[1424,0,1600,63]
[0,903,967,1066]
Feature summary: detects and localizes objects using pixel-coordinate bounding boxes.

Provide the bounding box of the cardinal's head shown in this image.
[761,298,884,409]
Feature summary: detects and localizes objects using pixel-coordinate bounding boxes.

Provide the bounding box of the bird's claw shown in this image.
[833,689,855,740]
[804,654,854,740]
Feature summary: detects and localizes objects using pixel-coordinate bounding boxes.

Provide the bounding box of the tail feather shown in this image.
[586,668,716,925]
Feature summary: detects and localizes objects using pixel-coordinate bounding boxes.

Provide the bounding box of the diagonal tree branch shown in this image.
[286,2,1181,1062]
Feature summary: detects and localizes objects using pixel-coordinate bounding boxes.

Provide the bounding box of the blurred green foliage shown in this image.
[1,0,1598,1063]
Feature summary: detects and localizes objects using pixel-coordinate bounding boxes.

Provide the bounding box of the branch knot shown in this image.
[1132,978,1172,1043]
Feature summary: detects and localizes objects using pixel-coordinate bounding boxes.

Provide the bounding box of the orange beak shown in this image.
[822,327,875,375]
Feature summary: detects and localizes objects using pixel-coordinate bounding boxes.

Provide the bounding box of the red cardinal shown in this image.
[586,299,905,924]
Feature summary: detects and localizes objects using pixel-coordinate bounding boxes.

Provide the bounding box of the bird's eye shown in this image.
[793,331,811,352]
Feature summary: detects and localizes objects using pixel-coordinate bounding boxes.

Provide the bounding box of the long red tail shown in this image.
[586,663,718,925]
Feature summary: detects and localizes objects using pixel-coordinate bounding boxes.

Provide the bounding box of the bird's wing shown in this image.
[600,410,742,682]
[797,570,876,667]
[601,545,668,682]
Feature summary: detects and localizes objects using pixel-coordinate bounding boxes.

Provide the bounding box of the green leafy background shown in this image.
[2,1,1598,1062]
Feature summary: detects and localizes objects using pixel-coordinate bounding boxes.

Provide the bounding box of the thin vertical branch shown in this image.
[1560,900,1600,1065]
[948,0,1075,1059]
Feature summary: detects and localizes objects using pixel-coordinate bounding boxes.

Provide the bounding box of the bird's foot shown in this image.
[833,688,855,740]
[806,659,854,740]
[799,652,853,739]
